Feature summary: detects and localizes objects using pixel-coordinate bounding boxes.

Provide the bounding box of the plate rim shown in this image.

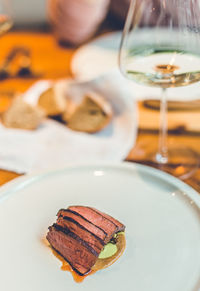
[0,162,199,206]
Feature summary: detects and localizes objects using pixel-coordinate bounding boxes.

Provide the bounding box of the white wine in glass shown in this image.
[119,0,200,179]
[0,0,12,36]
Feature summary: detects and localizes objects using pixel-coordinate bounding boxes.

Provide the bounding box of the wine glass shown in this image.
[0,0,12,36]
[119,0,200,179]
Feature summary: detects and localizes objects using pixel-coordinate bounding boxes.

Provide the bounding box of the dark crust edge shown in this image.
[59,209,108,237]
[53,224,99,257]
[87,207,120,229]
[61,216,105,246]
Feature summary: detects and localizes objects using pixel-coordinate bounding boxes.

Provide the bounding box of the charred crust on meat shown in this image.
[58,209,108,237]
[47,206,125,276]
[61,216,105,246]
[53,224,99,257]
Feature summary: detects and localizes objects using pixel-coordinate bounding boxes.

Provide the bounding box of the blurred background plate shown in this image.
[71,31,121,81]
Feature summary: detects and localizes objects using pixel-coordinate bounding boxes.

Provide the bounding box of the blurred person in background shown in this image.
[47,0,130,45]
[48,0,110,45]
[48,0,188,46]
[12,0,198,45]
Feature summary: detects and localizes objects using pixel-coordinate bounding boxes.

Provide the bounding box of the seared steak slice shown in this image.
[47,206,125,276]
[46,224,98,276]
[90,207,125,232]
[57,216,104,253]
[68,206,125,243]
[58,209,107,241]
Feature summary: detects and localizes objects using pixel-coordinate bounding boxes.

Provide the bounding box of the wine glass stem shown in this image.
[156,88,168,164]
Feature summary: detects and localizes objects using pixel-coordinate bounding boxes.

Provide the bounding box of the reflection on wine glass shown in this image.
[119,0,200,179]
[0,0,12,36]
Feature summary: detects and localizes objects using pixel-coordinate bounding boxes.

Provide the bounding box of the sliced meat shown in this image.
[90,207,125,232]
[58,209,107,241]
[57,216,104,253]
[46,224,98,276]
[68,206,125,243]
[47,206,126,276]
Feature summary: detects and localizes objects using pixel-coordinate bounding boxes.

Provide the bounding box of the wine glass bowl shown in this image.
[119,0,200,179]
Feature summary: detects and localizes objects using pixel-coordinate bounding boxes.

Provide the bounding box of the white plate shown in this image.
[0,162,200,291]
[71,31,122,81]
[72,31,200,101]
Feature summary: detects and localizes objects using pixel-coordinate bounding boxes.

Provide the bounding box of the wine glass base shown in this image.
[150,146,199,180]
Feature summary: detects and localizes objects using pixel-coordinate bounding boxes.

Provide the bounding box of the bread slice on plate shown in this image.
[38,86,67,116]
[63,92,113,133]
[2,97,45,130]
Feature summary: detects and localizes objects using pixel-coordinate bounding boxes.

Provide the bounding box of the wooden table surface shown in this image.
[1,30,200,192]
